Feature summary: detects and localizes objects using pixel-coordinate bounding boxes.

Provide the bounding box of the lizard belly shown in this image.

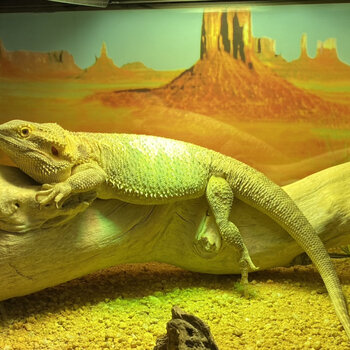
[98,185,206,205]
[97,135,211,204]
[98,165,208,205]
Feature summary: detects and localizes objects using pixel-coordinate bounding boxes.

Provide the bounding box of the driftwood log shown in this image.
[1,163,350,301]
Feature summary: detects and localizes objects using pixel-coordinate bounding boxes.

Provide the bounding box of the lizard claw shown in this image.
[240,249,259,272]
[35,183,72,208]
[239,251,259,298]
[35,184,55,204]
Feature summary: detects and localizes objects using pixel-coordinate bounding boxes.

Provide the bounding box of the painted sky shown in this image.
[0,3,350,70]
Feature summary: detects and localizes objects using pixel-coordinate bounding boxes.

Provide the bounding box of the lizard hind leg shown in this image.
[206,175,259,293]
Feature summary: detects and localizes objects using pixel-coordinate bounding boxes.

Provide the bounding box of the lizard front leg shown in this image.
[36,163,107,208]
[206,175,259,296]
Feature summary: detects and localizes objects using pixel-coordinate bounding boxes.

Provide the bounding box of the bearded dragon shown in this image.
[0,119,349,339]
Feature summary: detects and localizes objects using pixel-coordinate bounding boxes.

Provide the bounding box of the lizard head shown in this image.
[0,119,78,183]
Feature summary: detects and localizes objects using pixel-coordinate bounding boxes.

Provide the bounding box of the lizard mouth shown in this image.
[0,135,30,152]
[0,135,50,161]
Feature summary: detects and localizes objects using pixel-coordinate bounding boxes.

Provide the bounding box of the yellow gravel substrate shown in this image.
[1,260,350,350]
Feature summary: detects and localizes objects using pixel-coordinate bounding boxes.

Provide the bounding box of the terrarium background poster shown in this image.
[0,3,349,185]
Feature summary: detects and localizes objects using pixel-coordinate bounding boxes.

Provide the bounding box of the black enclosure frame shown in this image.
[1,0,350,13]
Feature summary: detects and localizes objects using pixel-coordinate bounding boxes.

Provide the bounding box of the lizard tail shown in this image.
[282,219,350,339]
[220,158,350,339]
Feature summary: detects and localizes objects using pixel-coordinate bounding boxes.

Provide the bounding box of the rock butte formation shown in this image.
[78,42,135,82]
[261,34,350,81]
[300,33,310,61]
[253,37,286,66]
[0,40,82,79]
[121,62,153,72]
[316,38,340,64]
[98,10,349,123]
[120,61,182,83]
[201,10,253,67]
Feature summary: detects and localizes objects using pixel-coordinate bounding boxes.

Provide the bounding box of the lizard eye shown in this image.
[51,146,59,156]
[20,126,31,138]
